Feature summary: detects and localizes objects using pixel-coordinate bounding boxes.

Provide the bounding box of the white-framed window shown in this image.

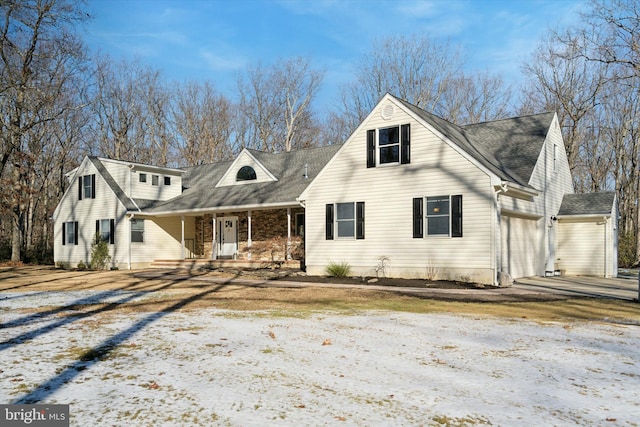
[367,124,410,168]
[378,126,400,164]
[139,173,147,183]
[152,175,159,186]
[413,195,463,238]
[63,221,78,245]
[131,219,144,243]
[325,202,365,240]
[96,219,114,244]
[79,174,95,200]
[336,203,355,238]
[236,166,257,181]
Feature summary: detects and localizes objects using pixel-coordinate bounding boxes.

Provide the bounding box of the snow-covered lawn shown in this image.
[1,291,639,426]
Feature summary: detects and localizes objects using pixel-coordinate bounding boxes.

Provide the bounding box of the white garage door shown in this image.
[501,215,539,279]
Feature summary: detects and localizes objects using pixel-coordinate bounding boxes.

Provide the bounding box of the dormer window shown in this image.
[236,166,257,181]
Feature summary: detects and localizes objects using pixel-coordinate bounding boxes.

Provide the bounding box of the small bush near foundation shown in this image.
[325,261,352,278]
[90,233,111,270]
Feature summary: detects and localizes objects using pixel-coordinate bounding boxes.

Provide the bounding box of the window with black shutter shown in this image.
[325,204,334,240]
[413,198,423,238]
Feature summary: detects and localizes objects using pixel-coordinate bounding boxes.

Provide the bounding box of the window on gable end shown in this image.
[79,174,96,200]
[367,124,410,167]
[237,166,257,181]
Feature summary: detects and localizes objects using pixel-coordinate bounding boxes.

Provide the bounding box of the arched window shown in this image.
[236,166,257,181]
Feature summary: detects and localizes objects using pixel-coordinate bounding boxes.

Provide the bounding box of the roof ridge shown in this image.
[462,111,555,128]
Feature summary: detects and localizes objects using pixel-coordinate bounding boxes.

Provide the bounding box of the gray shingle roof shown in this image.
[392,95,554,187]
[558,192,616,216]
[463,112,555,186]
[145,144,342,214]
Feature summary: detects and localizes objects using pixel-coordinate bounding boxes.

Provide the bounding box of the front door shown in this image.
[217,217,238,258]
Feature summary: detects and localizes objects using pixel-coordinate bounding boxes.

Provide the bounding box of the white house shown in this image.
[53,94,617,285]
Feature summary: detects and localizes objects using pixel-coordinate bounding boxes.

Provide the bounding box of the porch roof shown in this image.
[558,192,616,217]
[142,144,341,215]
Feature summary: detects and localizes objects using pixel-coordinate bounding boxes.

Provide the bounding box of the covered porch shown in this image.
[171,205,305,265]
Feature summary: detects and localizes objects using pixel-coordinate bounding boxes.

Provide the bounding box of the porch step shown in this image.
[149,259,302,271]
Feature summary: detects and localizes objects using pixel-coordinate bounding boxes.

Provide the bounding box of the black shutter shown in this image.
[401,124,410,164]
[413,198,423,238]
[325,204,334,240]
[452,195,463,238]
[110,219,115,244]
[91,174,96,199]
[62,223,66,245]
[356,202,365,240]
[366,129,376,168]
[96,219,100,238]
[74,221,79,245]
[78,177,83,200]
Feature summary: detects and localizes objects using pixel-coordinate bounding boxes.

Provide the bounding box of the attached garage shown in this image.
[501,214,540,279]
[555,192,618,278]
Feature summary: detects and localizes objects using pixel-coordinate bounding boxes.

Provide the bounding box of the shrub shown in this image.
[325,261,352,277]
[77,260,87,270]
[56,261,70,270]
[90,233,111,270]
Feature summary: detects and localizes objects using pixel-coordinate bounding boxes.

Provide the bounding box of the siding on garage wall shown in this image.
[53,158,128,268]
[130,216,196,265]
[556,218,616,277]
[304,99,495,283]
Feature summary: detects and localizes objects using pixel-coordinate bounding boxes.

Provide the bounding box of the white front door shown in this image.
[218,217,238,258]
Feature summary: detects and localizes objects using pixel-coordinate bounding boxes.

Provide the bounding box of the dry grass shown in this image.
[1,266,639,324]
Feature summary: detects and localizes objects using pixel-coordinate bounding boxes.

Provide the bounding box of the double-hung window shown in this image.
[131,219,144,243]
[326,202,365,240]
[62,221,79,245]
[413,195,463,238]
[96,219,115,244]
[152,175,159,186]
[139,173,147,183]
[78,174,95,200]
[367,124,410,167]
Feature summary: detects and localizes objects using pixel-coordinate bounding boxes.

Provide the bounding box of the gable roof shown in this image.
[463,112,556,186]
[390,95,554,187]
[145,144,342,215]
[558,192,616,217]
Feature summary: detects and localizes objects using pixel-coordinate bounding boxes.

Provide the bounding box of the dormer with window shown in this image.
[216,149,277,187]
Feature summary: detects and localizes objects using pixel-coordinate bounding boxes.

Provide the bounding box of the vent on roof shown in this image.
[381,103,395,120]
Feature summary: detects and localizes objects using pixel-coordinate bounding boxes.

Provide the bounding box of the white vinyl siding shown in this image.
[129,216,196,266]
[54,159,126,268]
[305,99,494,283]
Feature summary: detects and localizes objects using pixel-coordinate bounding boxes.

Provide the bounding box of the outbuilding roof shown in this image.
[558,192,616,216]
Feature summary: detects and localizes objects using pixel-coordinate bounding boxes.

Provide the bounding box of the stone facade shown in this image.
[193,208,304,261]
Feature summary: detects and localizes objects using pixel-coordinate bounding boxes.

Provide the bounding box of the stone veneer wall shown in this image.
[195,208,304,261]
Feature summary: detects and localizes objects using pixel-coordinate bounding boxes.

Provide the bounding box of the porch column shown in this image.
[211,214,217,259]
[287,207,292,260]
[247,210,252,260]
[181,215,185,260]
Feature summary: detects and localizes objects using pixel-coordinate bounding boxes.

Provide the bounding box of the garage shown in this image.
[501,214,540,279]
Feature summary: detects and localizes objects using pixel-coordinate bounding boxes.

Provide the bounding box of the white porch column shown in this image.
[211,214,217,259]
[287,207,292,260]
[181,215,185,260]
[247,210,252,260]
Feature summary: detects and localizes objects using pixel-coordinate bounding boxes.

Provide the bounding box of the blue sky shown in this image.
[84,0,586,112]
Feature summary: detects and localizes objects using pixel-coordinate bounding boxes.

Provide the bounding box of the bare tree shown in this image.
[0,0,88,262]
[171,80,236,165]
[236,57,324,152]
